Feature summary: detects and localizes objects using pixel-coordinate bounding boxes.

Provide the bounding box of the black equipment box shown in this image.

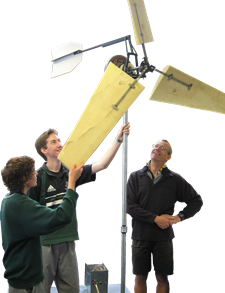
[85,263,108,293]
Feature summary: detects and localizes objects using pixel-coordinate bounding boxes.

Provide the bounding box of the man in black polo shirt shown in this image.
[127,139,203,293]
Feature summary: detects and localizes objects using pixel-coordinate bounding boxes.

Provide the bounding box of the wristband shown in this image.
[116,137,123,143]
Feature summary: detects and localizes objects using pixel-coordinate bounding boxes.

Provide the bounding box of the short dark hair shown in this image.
[35,129,58,160]
[1,156,35,193]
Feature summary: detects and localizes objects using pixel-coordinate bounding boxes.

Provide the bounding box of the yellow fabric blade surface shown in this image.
[58,62,145,169]
[127,0,154,44]
[150,65,225,114]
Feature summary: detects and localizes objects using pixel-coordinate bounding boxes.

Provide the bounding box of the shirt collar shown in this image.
[42,162,66,177]
[146,160,167,171]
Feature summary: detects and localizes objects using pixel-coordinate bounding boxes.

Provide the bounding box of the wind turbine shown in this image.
[50,1,225,292]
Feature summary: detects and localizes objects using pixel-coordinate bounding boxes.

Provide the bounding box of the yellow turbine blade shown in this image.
[127,0,154,45]
[150,65,225,114]
[58,62,145,169]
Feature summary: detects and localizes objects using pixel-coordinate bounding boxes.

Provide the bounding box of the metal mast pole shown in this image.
[121,111,128,293]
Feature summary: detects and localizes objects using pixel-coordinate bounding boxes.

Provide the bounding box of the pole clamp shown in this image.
[121,225,128,234]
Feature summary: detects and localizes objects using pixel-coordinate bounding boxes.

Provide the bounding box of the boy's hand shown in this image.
[68,162,84,189]
[116,122,130,142]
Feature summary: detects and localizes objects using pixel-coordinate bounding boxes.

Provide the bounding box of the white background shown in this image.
[0,0,224,292]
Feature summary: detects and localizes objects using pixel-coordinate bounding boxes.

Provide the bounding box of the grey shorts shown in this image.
[132,240,174,276]
[42,241,79,293]
[9,281,44,293]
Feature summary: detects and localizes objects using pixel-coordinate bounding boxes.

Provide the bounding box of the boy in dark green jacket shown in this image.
[0,156,83,293]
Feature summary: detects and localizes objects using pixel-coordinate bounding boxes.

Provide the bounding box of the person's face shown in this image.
[151,140,171,163]
[41,133,63,159]
[26,168,37,189]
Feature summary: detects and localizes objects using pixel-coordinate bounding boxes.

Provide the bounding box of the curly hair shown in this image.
[1,156,35,193]
[35,129,58,161]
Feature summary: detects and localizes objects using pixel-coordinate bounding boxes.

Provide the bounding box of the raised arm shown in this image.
[91,123,130,174]
[68,162,84,189]
[24,162,84,237]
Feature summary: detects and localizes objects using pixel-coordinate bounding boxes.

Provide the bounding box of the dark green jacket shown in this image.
[28,163,96,245]
[0,188,78,289]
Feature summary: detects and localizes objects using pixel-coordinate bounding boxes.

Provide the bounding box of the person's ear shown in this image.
[166,154,171,162]
[23,176,28,186]
[41,147,47,155]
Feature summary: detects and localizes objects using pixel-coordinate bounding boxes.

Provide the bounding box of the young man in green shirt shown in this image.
[28,123,130,293]
[1,156,84,293]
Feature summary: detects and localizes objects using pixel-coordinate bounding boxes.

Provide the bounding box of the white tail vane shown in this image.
[51,42,83,78]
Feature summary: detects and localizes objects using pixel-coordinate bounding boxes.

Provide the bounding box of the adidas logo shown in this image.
[47,185,56,192]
